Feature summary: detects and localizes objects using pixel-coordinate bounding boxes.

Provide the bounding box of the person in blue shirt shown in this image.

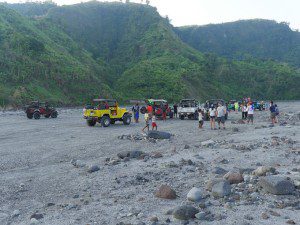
[269,101,276,124]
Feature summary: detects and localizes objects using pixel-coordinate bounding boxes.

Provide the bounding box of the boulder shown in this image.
[155,185,176,199]
[212,167,228,175]
[187,187,202,202]
[117,151,131,159]
[172,205,199,220]
[129,150,144,159]
[211,180,231,198]
[252,166,276,176]
[259,176,295,195]
[223,171,244,184]
[87,165,100,173]
[201,139,215,147]
[147,131,171,139]
[205,178,224,191]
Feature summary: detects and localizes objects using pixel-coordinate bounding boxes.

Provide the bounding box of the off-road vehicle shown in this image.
[83,99,131,127]
[177,99,200,120]
[140,99,173,119]
[24,101,58,119]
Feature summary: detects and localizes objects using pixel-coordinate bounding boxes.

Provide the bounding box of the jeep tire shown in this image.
[51,111,58,118]
[87,120,96,126]
[101,116,111,127]
[33,111,41,120]
[123,114,131,125]
[180,115,185,120]
[27,113,33,119]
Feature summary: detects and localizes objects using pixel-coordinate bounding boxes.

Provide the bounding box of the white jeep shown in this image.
[178,99,200,120]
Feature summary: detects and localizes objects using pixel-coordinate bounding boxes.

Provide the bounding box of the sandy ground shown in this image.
[0,102,299,225]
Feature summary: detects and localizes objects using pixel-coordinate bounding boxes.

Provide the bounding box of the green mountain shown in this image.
[0,2,299,107]
[175,19,300,67]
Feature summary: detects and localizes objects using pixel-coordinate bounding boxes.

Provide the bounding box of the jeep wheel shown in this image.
[101,116,111,127]
[51,111,58,118]
[87,120,96,126]
[180,115,185,120]
[140,106,147,114]
[33,111,41,120]
[27,113,33,119]
[123,114,131,125]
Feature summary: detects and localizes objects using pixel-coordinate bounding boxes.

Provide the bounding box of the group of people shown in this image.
[202,102,227,130]
[132,99,280,132]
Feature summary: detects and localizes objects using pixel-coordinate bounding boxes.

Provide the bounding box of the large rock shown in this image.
[205,178,224,191]
[252,166,276,176]
[129,150,144,159]
[259,176,295,195]
[212,167,228,175]
[117,151,131,159]
[147,131,171,139]
[172,205,199,220]
[155,185,176,199]
[201,139,215,147]
[187,187,202,202]
[211,180,231,198]
[87,164,100,173]
[223,171,244,184]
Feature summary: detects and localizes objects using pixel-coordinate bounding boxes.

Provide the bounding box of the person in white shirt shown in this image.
[246,102,254,124]
[209,105,216,130]
[198,109,204,129]
[241,104,247,119]
[216,103,226,129]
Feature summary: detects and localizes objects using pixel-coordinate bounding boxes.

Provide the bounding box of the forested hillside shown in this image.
[175,20,300,67]
[0,2,299,107]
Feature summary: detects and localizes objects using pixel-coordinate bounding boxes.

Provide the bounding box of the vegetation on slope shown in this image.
[175,19,300,67]
[0,2,299,107]
[0,4,111,106]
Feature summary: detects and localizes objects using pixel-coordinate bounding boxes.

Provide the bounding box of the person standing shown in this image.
[269,101,276,124]
[142,110,150,132]
[173,104,178,118]
[246,102,254,124]
[242,104,247,119]
[132,103,140,123]
[152,115,157,130]
[209,104,216,130]
[216,103,226,129]
[162,104,167,122]
[198,109,204,129]
[234,102,239,112]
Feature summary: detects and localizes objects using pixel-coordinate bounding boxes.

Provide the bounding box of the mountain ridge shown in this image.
[0,2,299,107]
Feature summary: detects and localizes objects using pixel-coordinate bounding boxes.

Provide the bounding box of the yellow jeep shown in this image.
[83,99,131,127]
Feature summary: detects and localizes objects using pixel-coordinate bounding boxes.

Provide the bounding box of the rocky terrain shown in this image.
[0,102,299,225]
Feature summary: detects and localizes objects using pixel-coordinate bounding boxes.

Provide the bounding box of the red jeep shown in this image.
[140,99,173,119]
[24,101,58,119]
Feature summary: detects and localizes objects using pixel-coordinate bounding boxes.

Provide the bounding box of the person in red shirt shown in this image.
[147,104,153,116]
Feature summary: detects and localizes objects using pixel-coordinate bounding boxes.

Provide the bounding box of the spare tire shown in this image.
[140,106,147,114]
[156,108,163,116]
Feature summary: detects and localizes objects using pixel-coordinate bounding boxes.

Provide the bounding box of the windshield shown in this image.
[180,100,197,107]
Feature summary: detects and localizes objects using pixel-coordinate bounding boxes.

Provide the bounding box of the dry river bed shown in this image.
[0,102,299,225]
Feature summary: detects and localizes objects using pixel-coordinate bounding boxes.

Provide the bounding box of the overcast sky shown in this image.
[2,0,300,30]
